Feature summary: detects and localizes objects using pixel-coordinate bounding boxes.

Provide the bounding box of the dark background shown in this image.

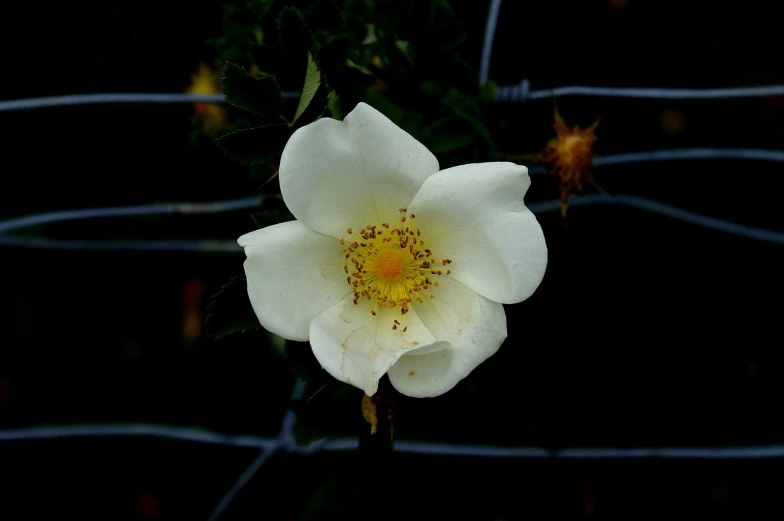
[1,0,783,519]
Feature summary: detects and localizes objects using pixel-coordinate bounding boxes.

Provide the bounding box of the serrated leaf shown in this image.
[221,62,283,120]
[205,276,260,340]
[215,124,290,165]
[250,210,294,229]
[293,52,323,123]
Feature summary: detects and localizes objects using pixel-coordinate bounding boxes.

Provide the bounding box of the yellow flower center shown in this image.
[342,209,452,327]
[375,251,405,281]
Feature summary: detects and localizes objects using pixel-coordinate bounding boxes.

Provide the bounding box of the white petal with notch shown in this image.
[387,275,507,398]
[279,102,439,239]
[309,296,448,396]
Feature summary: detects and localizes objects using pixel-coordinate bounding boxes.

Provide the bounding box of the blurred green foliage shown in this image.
[209,0,500,182]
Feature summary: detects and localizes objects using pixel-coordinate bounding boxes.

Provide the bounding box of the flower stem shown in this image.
[358,377,395,454]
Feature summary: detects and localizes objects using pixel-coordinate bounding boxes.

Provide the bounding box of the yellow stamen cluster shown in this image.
[342,209,452,327]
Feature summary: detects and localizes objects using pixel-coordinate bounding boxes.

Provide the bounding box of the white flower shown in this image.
[238,103,547,398]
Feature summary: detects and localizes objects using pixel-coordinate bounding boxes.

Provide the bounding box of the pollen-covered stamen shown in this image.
[341,209,451,326]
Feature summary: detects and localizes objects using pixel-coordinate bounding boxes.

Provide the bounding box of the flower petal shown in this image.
[387,275,507,398]
[279,102,439,239]
[309,297,448,396]
[239,221,350,342]
[407,162,547,304]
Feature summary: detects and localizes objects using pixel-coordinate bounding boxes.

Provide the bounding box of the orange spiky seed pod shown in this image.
[537,106,601,217]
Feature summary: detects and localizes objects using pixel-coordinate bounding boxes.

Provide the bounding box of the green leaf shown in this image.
[422,118,474,153]
[458,114,498,160]
[215,124,291,165]
[205,276,260,340]
[441,88,483,120]
[293,52,323,123]
[441,88,498,159]
[363,92,424,137]
[221,62,283,120]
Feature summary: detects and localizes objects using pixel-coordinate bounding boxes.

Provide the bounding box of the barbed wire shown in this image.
[0,197,260,235]
[0,236,243,251]
[1,149,781,250]
[4,417,784,460]
[480,0,784,102]
[496,81,784,102]
[4,81,784,114]
[2,191,782,251]
[0,93,294,113]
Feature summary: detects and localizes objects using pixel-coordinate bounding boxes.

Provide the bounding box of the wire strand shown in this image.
[207,449,277,521]
[0,148,781,249]
[3,423,784,459]
[0,197,260,235]
[0,92,300,112]
[5,82,784,113]
[497,81,784,103]
[479,0,504,87]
